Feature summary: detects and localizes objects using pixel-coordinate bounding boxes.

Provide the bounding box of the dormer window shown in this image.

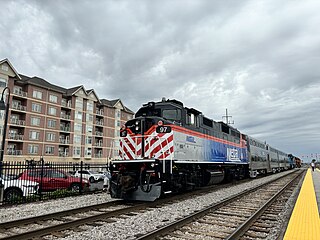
[1,65,8,71]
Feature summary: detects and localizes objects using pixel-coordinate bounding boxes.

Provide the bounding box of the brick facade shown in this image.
[0,59,134,163]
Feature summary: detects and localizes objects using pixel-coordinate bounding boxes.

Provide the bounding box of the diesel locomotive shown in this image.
[109,98,294,201]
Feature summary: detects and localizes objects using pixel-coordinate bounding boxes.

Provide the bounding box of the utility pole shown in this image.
[222,108,234,125]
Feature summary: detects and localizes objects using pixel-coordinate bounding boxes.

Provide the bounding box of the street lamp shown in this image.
[0,86,10,203]
[0,86,10,164]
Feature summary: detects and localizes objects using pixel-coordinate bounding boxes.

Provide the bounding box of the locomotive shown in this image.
[109,98,294,201]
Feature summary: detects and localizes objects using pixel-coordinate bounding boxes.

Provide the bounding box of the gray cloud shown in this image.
[1,0,320,161]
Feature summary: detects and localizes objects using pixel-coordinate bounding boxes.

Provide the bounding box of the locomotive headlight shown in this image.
[135,120,139,125]
[135,126,139,131]
[151,163,155,168]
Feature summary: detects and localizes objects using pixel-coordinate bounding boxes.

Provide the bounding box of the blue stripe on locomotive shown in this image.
[203,138,248,163]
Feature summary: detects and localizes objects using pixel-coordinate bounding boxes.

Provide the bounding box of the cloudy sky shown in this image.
[1,0,319,161]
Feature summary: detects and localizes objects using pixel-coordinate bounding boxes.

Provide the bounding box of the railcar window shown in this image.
[162,109,181,121]
[203,117,213,128]
[221,124,229,134]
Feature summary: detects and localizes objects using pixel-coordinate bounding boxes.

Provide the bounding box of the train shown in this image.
[109,98,298,201]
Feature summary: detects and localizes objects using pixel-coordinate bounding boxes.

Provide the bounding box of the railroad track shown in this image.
[136,169,304,240]
[0,200,133,240]
[0,170,300,239]
[0,177,250,240]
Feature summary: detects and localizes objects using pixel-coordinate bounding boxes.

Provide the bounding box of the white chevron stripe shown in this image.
[154,140,174,159]
[145,133,173,158]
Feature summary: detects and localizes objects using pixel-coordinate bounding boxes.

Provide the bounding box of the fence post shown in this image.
[39,158,44,200]
[80,161,83,194]
[0,161,4,204]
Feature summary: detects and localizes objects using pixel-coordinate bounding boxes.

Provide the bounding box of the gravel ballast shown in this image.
[0,170,302,239]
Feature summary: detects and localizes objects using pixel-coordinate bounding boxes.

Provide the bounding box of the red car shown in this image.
[19,169,89,192]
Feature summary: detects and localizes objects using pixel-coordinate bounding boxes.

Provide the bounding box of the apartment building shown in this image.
[0,59,134,163]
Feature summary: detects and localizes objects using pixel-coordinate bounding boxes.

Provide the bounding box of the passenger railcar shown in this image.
[110,98,291,201]
[246,136,268,177]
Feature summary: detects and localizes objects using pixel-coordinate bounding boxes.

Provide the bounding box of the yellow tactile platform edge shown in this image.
[284,169,320,240]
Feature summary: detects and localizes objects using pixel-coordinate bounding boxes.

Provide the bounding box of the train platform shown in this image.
[284,168,320,240]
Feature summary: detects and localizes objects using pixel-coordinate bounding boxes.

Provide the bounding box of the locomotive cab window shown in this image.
[186,113,200,127]
[162,109,181,122]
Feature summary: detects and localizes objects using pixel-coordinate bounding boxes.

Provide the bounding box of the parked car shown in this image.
[74,170,105,183]
[0,175,39,202]
[18,169,89,192]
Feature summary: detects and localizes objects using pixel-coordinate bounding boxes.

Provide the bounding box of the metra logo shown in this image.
[186,136,196,143]
[227,148,240,161]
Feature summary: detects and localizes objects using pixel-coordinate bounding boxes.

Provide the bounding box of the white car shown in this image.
[74,170,105,183]
[0,175,39,202]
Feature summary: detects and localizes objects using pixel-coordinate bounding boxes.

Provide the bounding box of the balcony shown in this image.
[11,104,27,112]
[8,133,24,141]
[59,152,69,157]
[60,126,71,132]
[94,142,103,147]
[95,120,103,126]
[61,100,72,108]
[61,113,71,120]
[96,110,103,115]
[12,89,27,98]
[7,150,23,155]
[10,118,26,126]
[95,131,103,136]
[59,138,70,144]
[94,153,103,158]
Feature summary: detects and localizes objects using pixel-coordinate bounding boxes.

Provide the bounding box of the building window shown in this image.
[85,136,92,144]
[29,131,40,140]
[87,101,93,112]
[48,106,57,116]
[73,146,81,156]
[116,120,120,127]
[1,65,9,71]
[46,132,56,141]
[47,119,57,128]
[45,146,54,154]
[86,113,93,122]
[74,123,82,132]
[75,111,82,120]
[49,94,58,103]
[32,90,42,99]
[76,98,83,109]
[116,109,121,118]
[31,116,41,126]
[32,103,42,113]
[85,147,92,157]
[0,78,7,88]
[86,125,92,133]
[28,144,39,154]
[13,86,22,94]
[73,135,81,144]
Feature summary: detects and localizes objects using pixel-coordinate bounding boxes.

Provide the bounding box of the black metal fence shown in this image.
[0,160,109,205]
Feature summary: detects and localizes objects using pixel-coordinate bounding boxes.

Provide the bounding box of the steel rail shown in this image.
[225,170,304,239]
[0,202,148,240]
[135,169,303,240]
[0,200,125,229]
[0,182,238,240]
